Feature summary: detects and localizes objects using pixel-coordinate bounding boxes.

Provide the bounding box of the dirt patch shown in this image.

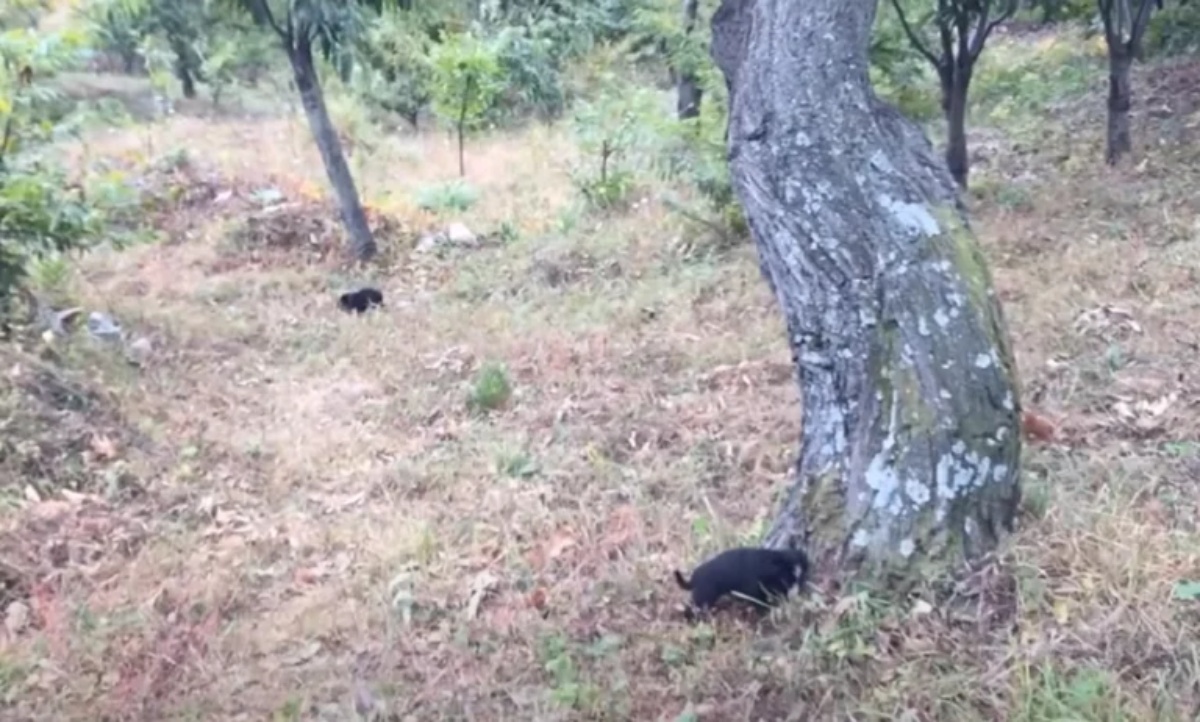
[218,199,407,271]
[0,347,145,499]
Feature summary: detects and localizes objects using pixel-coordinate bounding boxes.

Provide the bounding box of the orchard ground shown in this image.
[4,28,1200,722]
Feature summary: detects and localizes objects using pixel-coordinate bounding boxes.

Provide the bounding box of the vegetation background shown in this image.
[1,0,1199,719]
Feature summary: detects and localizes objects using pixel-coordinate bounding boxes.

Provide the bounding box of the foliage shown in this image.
[1144,1,1200,56]
[488,24,566,123]
[1022,0,1096,22]
[77,0,148,73]
[972,30,1101,121]
[415,180,479,213]
[429,32,505,132]
[0,0,48,30]
[468,361,512,413]
[354,4,434,126]
[569,72,658,209]
[494,0,640,62]
[870,5,941,121]
[430,32,505,174]
[0,28,117,311]
[626,0,712,80]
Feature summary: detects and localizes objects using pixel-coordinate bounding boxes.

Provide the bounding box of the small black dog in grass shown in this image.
[674,546,810,619]
[338,287,384,314]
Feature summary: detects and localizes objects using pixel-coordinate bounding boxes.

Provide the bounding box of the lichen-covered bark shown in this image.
[712,0,1021,575]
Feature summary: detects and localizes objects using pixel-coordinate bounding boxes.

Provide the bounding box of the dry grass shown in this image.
[3,32,1200,722]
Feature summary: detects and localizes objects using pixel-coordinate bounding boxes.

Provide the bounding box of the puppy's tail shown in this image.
[672,570,691,590]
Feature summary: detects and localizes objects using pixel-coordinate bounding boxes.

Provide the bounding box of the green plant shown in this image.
[1144,2,1200,56]
[429,33,505,176]
[570,74,655,210]
[496,448,539,478]
[415,180,478,213]
[0,27,114,315]
[354,3,434,128]
[489,24,566,124]
[468,361,512,413]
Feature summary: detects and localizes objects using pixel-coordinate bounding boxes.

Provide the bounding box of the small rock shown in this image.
[86,311,123,342]
[445,222,477,246]
[127,336,154,366]
[415,230,446,253]
[5,601,30,636]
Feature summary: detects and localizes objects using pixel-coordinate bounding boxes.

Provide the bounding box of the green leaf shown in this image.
[1172,581,1200,600]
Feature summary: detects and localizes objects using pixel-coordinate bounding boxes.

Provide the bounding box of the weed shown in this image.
[415,179,480,214]
[468,360,512,413]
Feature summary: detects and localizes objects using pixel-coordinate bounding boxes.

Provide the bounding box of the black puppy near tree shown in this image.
[338,287,384,314]
[674,546,810,618]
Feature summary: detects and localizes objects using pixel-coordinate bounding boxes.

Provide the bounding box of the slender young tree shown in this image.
[240,0,377,260]
[1096,0,1158,164]
[887,0,1017,189]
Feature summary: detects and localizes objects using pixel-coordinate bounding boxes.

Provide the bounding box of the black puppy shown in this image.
[674,546,810,617]
[338,287,384,314]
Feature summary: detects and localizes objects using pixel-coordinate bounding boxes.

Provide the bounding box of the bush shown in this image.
[489,25,566,124]
[1145,3,1200,57]
[0,27,132,318]
[354,6,434,128]
[468,361,512,414]
[415,180,479,214]
[570,74,657,210]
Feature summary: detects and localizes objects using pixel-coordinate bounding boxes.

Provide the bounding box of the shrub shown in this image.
[415,180,479,214]
[468,361,512,413]
[570,75,657,210]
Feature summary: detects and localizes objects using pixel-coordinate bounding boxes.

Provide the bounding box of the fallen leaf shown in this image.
[910,599,934,618]
[1052,598,1070,625]
[89,434,118,460]
[528,587,548,611]
[284,641,322,666]
[1021,410,1058,443]
[465,571,499,620]
[5,601,30,636]
[544,530,576,561]
[293,567,324,585]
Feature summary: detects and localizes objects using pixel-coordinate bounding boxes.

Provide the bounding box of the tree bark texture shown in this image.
[676,0,704,120]
[288,42,378,261]
[711,0,1022,572]
[1105,47,1133,165]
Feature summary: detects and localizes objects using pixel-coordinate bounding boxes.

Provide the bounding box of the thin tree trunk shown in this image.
[288,44,377,261]
[945,71,971,188]
[676,0,703,119]
[1105,46,1133,165]
[175,54,197,99]
[711,0,1021,572]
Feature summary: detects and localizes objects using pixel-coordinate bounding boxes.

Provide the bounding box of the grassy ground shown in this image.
[3,28,1200,721]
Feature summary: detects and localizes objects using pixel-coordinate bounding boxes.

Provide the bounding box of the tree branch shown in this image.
[971,0,1018,60]
[1097,0,1119,47]
[936,0,955,71]
[888,0,942,69]
[252,0,288,40]
[1129,0,1158,53]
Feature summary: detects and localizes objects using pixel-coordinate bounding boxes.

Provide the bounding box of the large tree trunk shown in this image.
[676,0,704,120]
[1105,45,1133,165]
[944,69,972,189]
[711,0,1022,572]
[288,41,377,261]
